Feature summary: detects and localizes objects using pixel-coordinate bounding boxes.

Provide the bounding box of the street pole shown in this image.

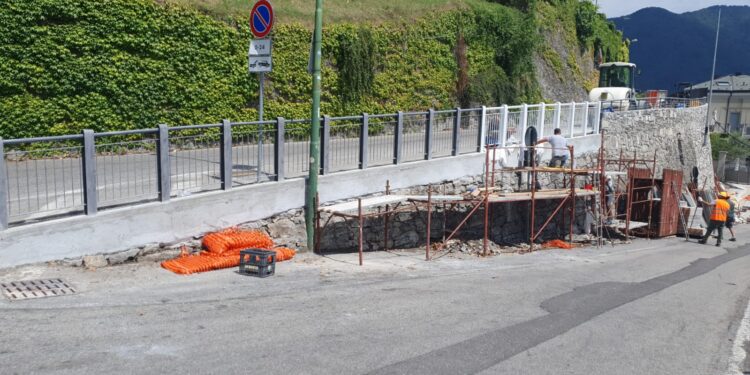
[306,0,323,252]
[258,71,264,182]
[259,72,264,121]
[704,7,721,146]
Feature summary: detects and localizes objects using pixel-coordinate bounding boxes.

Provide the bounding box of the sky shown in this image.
[596,0,750,17]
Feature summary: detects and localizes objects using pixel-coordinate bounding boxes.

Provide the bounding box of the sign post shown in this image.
[249,0,274,182]
[249,0,274,121]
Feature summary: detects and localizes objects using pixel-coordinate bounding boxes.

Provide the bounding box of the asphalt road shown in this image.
[4,129,477,223]
[2,232,750,374]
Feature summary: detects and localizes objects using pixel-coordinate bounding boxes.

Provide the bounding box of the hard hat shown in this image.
[719,192,729,199]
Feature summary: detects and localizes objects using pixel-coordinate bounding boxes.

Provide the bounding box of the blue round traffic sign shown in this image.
[250,0,274,38]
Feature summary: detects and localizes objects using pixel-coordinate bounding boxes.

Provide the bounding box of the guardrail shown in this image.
[0,99,700,229]
[600,97,707,112]
[484,102,601,147]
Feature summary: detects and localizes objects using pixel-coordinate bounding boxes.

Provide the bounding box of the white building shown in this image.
[685,74,750,134]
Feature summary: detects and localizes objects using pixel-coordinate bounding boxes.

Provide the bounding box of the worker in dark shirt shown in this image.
[726,196,737,242]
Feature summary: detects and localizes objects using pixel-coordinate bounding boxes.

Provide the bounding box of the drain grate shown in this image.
[1,279,76,301]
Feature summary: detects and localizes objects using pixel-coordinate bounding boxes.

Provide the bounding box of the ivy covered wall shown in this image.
[0,0,624,139]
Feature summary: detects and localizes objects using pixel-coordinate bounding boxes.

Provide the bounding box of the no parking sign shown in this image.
[250,0,274,38]
[248,1,274,122]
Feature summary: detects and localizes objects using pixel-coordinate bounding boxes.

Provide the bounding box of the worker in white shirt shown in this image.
[536,128,570,168]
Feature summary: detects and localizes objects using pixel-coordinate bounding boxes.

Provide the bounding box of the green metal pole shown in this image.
[306,0,323,252]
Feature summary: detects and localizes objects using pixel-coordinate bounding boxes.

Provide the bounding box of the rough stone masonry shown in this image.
[599,106,714,185]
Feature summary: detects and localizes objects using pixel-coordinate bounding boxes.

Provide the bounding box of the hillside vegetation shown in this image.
[168,0,477,24]
[0,0,625,139]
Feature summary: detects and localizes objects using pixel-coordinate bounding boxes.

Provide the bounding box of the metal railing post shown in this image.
[500,105,509,147]
[554,102,561,131]
[82,129,98,215]
[425,109,434,160]
[582,102,590,136]
[0,138,8,230]
[595,101,602,133]
[569,102,576,137]
[394,111,403,164]
[521,104,528,137]
[321,115,331,175]
[480,106,487,152]
[275,117,285,181]
[360,113,369,169]
[539,102,546,136]
[452,108,461,156]
[157,124,171,202]
[220,119,232,190]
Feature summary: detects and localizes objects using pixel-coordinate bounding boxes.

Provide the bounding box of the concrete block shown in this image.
[83,255,107,269]
[106,248,140,265]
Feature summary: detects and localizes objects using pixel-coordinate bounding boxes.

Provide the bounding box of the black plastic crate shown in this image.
[239,249,276,278]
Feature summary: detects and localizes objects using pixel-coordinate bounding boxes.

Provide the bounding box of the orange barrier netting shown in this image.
[161,229,296,275]
[203,228,274,256]
[541,240,575,250]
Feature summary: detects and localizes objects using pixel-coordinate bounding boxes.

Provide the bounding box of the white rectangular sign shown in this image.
[249,55,272,73]
[249,39,271,56]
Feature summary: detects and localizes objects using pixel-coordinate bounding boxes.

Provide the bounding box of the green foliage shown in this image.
[572,0,626,62]
[0,0,256,139]
[710,133,750,160]
[336,27,376,104]
[463,1,542,105]
[574,0,597,44]
[488,0,537,12]
[0,0,623,138]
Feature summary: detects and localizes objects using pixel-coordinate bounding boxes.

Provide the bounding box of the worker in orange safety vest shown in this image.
[699,191,731,246]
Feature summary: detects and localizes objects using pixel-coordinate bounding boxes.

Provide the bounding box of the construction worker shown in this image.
[605,175,616,225]
[726,195,737,242]
[536,128,569,168]
[699,192,731,246]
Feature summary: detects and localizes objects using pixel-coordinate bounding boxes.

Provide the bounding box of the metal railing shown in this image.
[600,97,707,112]
[0,99,702,229]
[484,102,602,147]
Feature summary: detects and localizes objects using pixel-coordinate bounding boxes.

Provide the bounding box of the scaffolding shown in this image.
[315,132,669,266]
[598,147,658,240]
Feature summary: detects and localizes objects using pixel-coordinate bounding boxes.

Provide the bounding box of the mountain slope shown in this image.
[610,6,750,91]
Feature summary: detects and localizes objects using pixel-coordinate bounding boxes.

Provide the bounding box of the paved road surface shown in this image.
[2,232,750,374]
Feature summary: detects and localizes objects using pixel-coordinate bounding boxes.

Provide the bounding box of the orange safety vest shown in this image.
[711,199,730,222]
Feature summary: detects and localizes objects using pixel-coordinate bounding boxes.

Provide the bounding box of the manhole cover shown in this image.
[1,279,76,301]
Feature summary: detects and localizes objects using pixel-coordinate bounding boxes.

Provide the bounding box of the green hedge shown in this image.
[0,0,623,139]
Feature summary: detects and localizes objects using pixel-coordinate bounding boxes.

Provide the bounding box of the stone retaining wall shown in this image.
[600,106,714,184]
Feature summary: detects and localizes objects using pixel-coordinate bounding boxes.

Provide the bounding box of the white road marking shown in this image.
[728,298,750,374]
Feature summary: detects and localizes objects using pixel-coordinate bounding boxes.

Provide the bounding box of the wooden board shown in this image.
[655,169,683,237]
[500,167,595,175]
[408,195,465,202]
[320,195,409,213]
[488,189,598,203]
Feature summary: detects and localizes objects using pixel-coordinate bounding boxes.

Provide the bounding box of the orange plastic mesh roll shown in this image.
[161,229,295,275]
[202,229,274,256]
[272,247,296,262]
[541,240,574,250]
[162,253,240,275]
